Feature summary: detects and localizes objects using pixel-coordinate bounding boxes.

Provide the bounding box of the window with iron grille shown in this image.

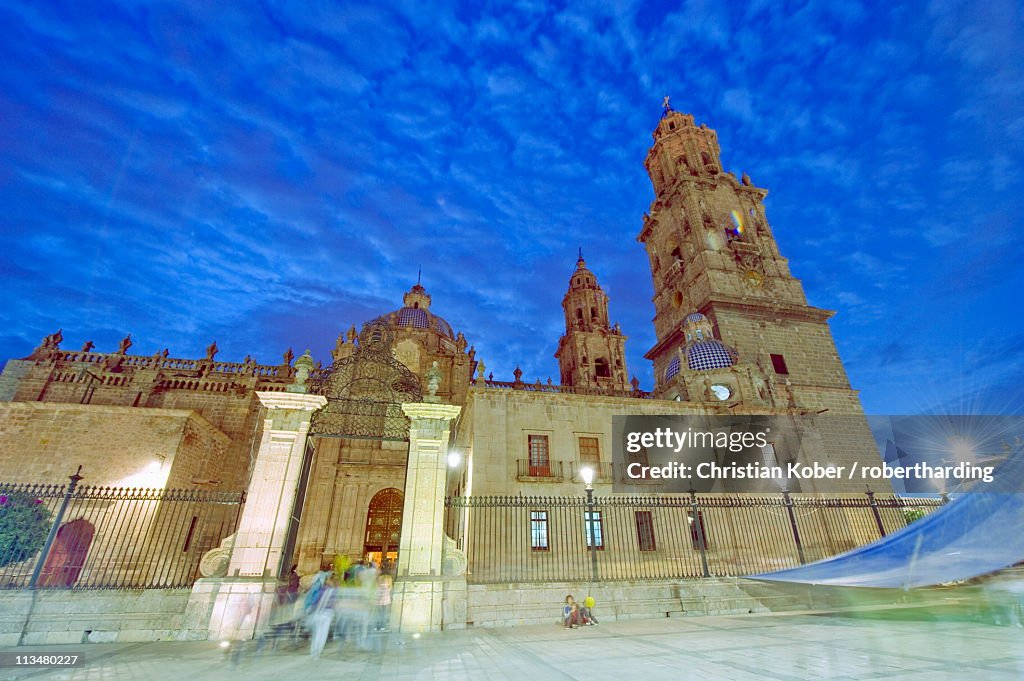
[530,510,549,551]
[635,511,656,551]
[584,510,604,550]
[528,435,550,476]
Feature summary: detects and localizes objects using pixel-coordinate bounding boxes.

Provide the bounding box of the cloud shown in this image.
[0,0,1020,416]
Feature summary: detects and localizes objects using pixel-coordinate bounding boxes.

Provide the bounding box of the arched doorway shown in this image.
[39,518,94,587]
[363,488,403,569]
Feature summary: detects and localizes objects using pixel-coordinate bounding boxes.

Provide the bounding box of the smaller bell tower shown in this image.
[555,251,629,390]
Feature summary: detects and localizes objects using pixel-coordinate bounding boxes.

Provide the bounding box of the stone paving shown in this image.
[1,610,1022,681]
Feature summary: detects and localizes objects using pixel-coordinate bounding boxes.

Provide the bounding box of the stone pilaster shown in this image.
[391,401,462,633]
[192,390,326,641]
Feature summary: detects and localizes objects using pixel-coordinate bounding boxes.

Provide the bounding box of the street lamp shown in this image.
[580,466,599,582]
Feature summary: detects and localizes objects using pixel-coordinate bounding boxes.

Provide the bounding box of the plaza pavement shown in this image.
[2,608,1022,681]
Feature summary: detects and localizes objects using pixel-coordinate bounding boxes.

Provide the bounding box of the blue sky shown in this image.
[1,1,1022,415]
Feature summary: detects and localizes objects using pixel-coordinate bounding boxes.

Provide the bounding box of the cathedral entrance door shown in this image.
[363,488,403,570]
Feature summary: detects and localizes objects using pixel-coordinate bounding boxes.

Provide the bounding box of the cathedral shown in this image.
[0,106,887,588]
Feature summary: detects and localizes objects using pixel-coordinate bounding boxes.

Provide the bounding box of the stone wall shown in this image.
[0,589,203,646]
[0,401,230,487]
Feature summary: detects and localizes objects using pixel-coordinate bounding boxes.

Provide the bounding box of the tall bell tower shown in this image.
[555,252,629,391]
[637,102,866,419]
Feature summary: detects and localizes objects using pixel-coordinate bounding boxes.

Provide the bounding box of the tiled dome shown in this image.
[686,340,737,371]
[684,313,707,324]
[665,355,681,380]
[372,307,454,339]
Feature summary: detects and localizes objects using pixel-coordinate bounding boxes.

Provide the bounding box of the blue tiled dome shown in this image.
[373,307,454,339]
[686,340,737,371]
[665,355,681,380]
[684,312,707,324]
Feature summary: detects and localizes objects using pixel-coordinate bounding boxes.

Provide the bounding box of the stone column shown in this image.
[190,390,326,641]
[390,401,464,633]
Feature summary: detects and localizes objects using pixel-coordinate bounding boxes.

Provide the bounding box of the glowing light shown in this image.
[219,641,230,649]
[948,436,976,463]
[447,452,461,468]
[147,460,162,473]
[580,467,594,485]
[412,633,421,639]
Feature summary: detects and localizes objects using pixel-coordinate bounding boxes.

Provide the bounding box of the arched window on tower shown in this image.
[595,358,611,378]
[590,307,597,320]
[575,308,584,321]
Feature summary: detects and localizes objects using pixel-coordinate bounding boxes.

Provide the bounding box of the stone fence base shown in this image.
[0,589,209,646]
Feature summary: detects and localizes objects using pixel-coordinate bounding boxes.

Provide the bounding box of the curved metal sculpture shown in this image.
[309,320,422,440]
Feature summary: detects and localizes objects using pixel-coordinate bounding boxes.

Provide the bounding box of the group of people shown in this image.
[301,558,394,658]
[563,594,598,629]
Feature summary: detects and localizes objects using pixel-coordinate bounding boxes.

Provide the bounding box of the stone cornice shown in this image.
[402,402,462,421]
[255,391,327,411]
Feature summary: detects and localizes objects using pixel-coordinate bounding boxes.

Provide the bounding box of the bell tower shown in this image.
[637,102,864,419]
[555,252,629,391]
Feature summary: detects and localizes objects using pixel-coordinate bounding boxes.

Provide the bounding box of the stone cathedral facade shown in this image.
[0,108,886,583]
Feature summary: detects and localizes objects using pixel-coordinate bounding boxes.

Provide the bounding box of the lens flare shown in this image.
[730,210,744,234]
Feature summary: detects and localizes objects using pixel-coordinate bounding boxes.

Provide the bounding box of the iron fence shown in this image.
[0,481,244,589]
[444,492,944,584]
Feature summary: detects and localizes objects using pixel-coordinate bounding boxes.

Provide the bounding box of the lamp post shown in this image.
[580,466,599,582]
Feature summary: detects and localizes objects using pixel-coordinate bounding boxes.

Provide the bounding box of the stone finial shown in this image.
[467,345,476,361]
[282,347,294,367]
[287,349,315,393]
[31,329,63,360]
[631,375,640,392]
[455,331,467,353]
[476,361,486,380]
[81,340,94,352]
[117,334,132,355]
[741,172,752,186]
[347,325,358,343]
[205,340,219,360]
[45,329,63,349]
[513,366,523,386]
[424,360,443,402]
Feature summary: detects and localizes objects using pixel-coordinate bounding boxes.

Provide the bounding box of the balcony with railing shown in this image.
[516,459,565,482]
